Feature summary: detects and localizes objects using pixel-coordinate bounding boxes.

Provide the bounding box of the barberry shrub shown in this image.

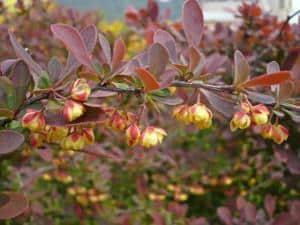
[0,0,299,224]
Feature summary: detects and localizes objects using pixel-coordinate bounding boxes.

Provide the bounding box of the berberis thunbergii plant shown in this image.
[0,0,299,224]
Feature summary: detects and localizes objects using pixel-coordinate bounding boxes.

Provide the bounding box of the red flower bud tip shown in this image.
[172,104,190,124]
[230,111,251,131]
[272,124,289,144]
[251,104,269,126]
[60,132,85,150]
[29,133,44,148]
[70,78,91,102]
[46,125,69,143]
[108,111,126,131]
[82,128,95,146]
[22,110,46,131]
[125,124,141,146]
[140,126,167,148]
[189,103,213,129]
[63,100,85,122]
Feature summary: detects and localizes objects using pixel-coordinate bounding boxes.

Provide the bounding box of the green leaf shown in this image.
[38,71,52,89]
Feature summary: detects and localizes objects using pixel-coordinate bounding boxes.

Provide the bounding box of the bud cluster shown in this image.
[104,108,167,148]
[22,108,95,150]
[173,103,213,129]
[230,101,289,144]
[67,186,108,206]
[230,101,269,131]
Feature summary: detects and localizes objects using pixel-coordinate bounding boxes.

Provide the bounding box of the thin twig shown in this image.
[278,9,300,39]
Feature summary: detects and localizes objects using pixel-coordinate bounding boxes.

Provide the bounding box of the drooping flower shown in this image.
[230,111,251,131]
[140,126,167,148]
[189,103,213,129]
[63,100,85,122]
[125,124,141,146]
[172,104,191,124]
[251,104,269,126]
[22,110,46,131]
[70,78,91,102]
[46,125,69,143]
[60,132,85,150]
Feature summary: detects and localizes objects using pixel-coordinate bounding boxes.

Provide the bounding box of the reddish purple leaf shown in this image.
[112,38,126,71]
[233,50,250,86]
[264,194,276,218]
[189,46,205,77]
[51,24,93,67]
[217,207,233,225]
[153,29,177,63]
[148,43,169,77]
[182,0,204,47]
[63,25,97,76]
[135,68,160,92]
[147,0,159,21]
[99,32,112,65]
[0,192,29,220]
[0,130,24,155]
[8,31,43,76]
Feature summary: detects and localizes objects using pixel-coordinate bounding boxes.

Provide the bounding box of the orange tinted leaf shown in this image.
[239,71,292,88]
[135,68,160,92]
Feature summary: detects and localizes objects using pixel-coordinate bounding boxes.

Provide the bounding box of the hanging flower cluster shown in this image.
[172,103,213,129]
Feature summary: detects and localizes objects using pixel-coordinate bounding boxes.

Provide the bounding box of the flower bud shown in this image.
[251,104,269,125]
[140,126,167,148]
[125,124,141,146]
[22,110,45,131]
[241,100,252,113]
[174,192,188,202]
[189,103,213,129]
[107,111,126,131]
[230,111,251,131]
[260,123,274,139]
[272,124,289,144]
[172,104,190,124]
[63,100,85,122]
[70,78,91,102]
[82,128,95,146]
[60,132,85,150]
[46,125,69,143]
[29,133,44,148]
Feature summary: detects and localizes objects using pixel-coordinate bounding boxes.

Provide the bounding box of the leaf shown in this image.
[182,0,204,47]
[11,60,31,108]
[147,0,159,21]
[0,59,18,74]
[153,29,177,63]
[0,130,24,155]
[159,69,177,89]
[244,202,256,224]
[189,46,205,77]
[0,192,28,220]
[233,50,250,86]
[246,91,275,104]
[287,155,300,175]
[217,207,233,225]
[51,24,92,67]
[0,108,14,119]
[63,25,98,76]
[112,38,126,71]
[202,89,236,117]
[8,31,43,76]
[267,61,280,74]
[264,194,276,218]
[239,71,292,88]
[135,68,160,93]
[152,95,183,106]
[148,43,169,77]
[98,32,112,65]
[0,76,16,110]
[38,71,51,89]
[47,56,62,83]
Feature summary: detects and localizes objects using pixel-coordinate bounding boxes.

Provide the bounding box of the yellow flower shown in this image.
[70,78,91,102]
[230,111,251,131]
[140,126,167,148]
[46,125,69,143]
[125,124,141,146]
[63,100,85,122]
[189,103,213,129]
[22,110,46,131]
[251,104,269,126]
[60,132,85,150]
